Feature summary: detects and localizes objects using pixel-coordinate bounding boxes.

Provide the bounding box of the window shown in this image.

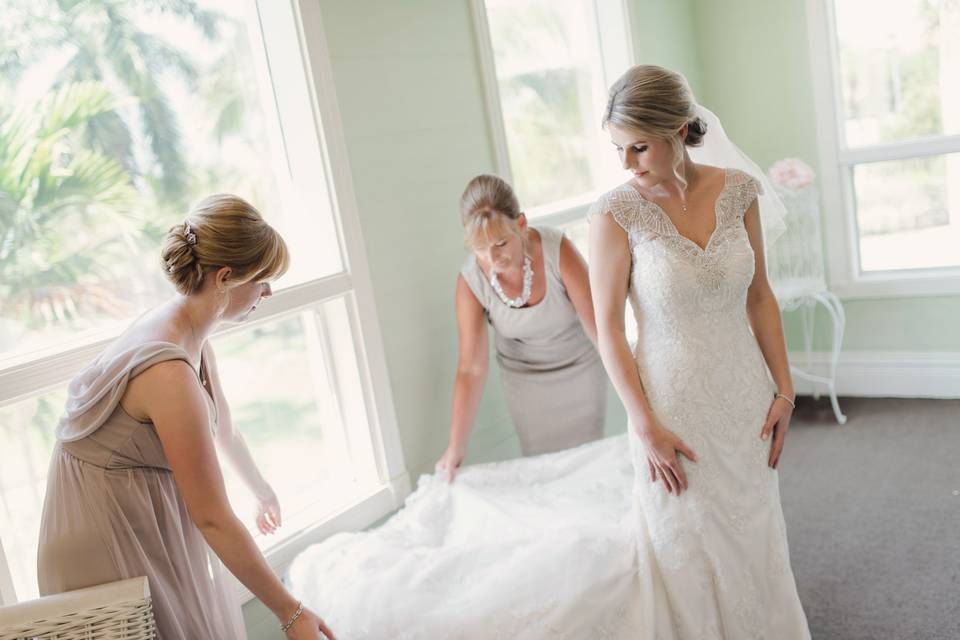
[0,0,406,603]
[807,0,960,296]
[471,0,634,224]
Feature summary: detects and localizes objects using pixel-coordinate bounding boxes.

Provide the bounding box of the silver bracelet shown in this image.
[281,601,303,633]
[775,392,796,409]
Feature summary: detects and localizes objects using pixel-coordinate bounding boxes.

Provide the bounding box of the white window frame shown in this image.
[0,0,409,605]
[805,0,960,299]
[469,0,635,229]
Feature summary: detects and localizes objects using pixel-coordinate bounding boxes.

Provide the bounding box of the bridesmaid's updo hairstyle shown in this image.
[603,65,707,184]
[161,194,290,296]
[459,174,523,249]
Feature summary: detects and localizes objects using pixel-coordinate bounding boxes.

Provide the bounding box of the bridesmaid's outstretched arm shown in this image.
[202,341,281,536]
[129,361,336,639]
[435,275,489,482]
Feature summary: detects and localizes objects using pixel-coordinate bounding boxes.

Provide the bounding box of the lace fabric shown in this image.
[594,166,810,639]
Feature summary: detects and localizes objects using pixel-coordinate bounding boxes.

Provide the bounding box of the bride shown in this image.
[589,64,811,638]
[287,66,811,639]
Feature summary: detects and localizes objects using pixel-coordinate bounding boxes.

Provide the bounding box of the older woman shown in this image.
[435,175,607,480]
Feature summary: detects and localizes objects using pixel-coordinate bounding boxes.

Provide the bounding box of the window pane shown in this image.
[0,0,342,366]
[213,297,378,551]
[0,388,64,601]
[835,0,960,147]
[854,152,960,272]
[563,218,590,257]
[485,0,625,211]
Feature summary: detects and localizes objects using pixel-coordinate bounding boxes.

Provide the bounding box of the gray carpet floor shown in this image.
[779,397,960,640]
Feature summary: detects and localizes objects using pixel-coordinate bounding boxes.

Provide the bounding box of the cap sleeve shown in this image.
[533,225,564,278]
[460,254,491,312]
[727,169,764,218]
[587,186,643,233]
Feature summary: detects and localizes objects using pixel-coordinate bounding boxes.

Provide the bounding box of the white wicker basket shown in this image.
[0,577,155,640]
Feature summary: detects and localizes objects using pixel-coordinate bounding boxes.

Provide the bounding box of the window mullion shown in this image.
[0,275,354,408]
[839,135,960,166]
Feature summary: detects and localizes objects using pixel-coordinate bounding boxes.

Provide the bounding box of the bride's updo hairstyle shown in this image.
[603,65,707,185]
[459,174,523,249]
[161,194,290,296]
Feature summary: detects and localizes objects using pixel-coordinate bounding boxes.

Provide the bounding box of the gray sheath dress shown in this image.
[37,342,247,639]
[461,225,607,455]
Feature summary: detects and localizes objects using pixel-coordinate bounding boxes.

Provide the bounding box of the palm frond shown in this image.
[138,0,222,39]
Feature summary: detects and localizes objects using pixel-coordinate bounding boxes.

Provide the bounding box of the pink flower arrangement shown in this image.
[768,158,815,191]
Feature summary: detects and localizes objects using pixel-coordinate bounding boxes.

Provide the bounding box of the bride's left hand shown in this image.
[255,486,282,535]
[760,395,794,469]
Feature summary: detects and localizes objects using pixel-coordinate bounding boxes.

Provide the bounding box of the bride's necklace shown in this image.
[679,166,700,214]
[490,255,533,308]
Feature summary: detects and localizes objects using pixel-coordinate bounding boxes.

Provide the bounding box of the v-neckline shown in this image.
[628,167,731,254]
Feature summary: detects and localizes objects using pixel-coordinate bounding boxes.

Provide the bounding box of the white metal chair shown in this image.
[767,184,848,424]
[0,577,155,640]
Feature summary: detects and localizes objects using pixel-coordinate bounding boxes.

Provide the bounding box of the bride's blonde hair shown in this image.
[603,65,707,187]
[459,174,523,249]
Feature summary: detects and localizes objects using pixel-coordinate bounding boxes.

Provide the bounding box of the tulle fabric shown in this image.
[289,436,664,639]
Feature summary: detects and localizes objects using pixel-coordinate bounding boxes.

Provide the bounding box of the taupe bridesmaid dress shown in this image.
[461,225,607,455]
[37,341,247,639]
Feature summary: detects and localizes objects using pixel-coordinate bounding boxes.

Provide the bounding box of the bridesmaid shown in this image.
[435,175,607,481]
[37,195,335,639]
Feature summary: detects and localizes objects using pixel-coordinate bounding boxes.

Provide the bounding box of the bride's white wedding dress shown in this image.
[607,168,810,638]
[289,436,642,639]
[288,168,810,639]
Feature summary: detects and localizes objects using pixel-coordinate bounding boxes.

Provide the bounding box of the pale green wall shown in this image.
[628,0,703,97]
[691,0,960,352]
[316,0,506,478]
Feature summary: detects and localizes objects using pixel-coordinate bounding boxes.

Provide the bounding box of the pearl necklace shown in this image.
[490,255,533,308]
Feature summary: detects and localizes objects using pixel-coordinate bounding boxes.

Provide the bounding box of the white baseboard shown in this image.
[789,351,960,399]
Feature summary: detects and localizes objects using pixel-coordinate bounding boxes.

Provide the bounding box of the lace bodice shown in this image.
[588,168,766,377]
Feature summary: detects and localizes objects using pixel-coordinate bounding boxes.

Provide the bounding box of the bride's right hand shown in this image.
[284,606,336,640]
[435,445,466,482]
[637,423,697,496]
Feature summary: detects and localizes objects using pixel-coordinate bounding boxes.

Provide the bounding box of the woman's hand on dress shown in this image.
[761,395,794,469]
[284,606,336,640]
[638,422,698,496]
[255,486,282,535]
[435,445,466,482]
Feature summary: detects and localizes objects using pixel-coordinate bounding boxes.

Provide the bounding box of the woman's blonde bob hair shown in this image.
[602,65,707,185]
[459,174,523,248]
[160,194,290,296]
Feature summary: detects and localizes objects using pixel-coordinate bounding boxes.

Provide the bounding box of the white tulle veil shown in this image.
[688,104,787,247]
